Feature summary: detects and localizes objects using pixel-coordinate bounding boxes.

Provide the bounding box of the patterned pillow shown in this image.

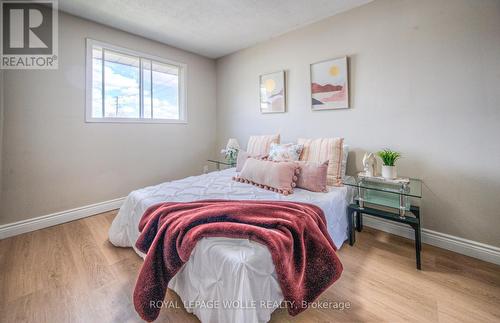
[268,143,304,162]
[233,158,300,195]
[298,137,344,186]
[246,134,280,156]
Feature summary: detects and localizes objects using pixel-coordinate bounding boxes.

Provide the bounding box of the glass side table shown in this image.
[343,175,423,269]
[207,159,236,171]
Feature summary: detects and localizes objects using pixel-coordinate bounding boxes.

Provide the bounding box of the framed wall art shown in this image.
[260,70,286,113]
[310,56,349,110]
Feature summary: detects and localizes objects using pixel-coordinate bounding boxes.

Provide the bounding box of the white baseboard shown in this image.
[1,199,499,266]
[363,215,500,266]
[0,197,126,240]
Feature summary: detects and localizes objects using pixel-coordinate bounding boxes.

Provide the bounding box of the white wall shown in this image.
[0,12,217,225]
[216,0,500,247]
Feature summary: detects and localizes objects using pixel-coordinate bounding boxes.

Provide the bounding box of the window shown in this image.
[85,39,187,123]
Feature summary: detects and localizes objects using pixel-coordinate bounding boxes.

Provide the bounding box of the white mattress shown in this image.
[109,168,353,323]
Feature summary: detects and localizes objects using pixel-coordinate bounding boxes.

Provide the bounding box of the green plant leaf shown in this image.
[377,149,401,166]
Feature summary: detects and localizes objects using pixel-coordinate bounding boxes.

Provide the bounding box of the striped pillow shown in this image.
[298,137,344,186]
[246,134,280,156]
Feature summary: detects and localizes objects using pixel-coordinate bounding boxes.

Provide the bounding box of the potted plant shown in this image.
[221,147,238,165]
[221,138,240,165]
[377,149,401,179]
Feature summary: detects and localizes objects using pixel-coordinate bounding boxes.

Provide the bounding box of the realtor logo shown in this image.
[1,0,58,69]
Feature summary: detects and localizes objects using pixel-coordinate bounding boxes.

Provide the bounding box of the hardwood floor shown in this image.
[0,210,499,323]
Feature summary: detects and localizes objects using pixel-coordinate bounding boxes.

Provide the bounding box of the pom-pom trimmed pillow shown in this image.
[296,161,329,192]
[236,150,266,172]
[298,137,344,186]
[233,158,300,195]
[268,143,304,162]
[246,134,280,156]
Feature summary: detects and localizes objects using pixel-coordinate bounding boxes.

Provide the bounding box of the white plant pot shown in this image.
[382,165,397,179]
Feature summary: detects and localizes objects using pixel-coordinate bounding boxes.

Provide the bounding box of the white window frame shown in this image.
[85,38,187,124]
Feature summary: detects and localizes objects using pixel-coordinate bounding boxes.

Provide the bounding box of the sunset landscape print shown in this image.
[260,70,286,113]
[311,56,349,110]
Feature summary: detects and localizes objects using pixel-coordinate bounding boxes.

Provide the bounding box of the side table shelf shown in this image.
[343,175,423,270]
[207,159,236,171]
[347,203,422,269]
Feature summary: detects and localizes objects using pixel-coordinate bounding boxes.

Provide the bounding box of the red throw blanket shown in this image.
[133,200,343,321]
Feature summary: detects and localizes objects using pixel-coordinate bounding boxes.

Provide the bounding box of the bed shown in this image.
[109,167,354,323]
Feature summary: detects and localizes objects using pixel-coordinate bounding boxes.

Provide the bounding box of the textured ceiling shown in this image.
[59,0,372,58]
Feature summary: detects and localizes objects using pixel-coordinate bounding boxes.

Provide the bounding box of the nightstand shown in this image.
[343,176,423,269]
[207,159,236,171]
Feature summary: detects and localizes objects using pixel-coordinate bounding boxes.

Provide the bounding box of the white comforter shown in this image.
[109,168,353,323]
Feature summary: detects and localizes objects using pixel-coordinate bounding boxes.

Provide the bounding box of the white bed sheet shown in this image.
[109,168,353,323]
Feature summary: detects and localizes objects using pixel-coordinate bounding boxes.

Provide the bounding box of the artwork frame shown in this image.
[259,70,286,114]
[310,56,349,110]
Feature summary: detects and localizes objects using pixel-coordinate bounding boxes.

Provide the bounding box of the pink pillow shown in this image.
[234,158,300,195]
[246,134,280,156]
[236,150,267,172]
[296,161,329,192]
[298,137,344,186]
